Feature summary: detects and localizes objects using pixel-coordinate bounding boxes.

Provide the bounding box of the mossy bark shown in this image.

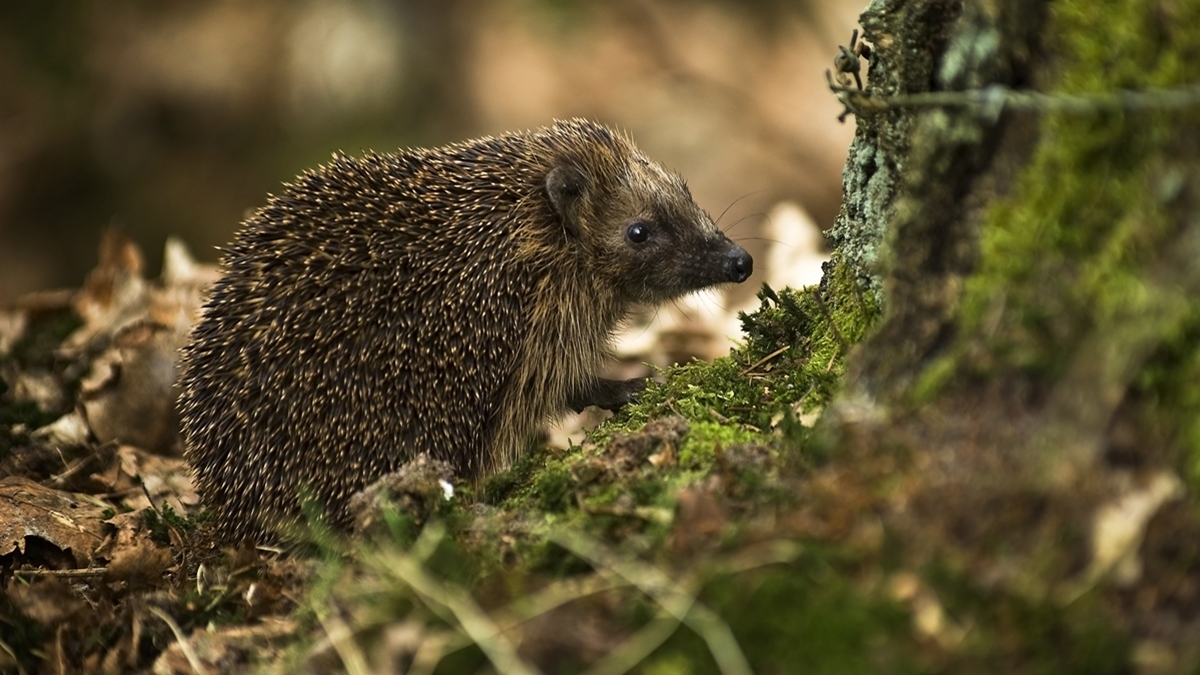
[825,0,1200,663]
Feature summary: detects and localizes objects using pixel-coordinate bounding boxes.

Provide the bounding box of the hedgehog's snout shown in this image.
[723,244,753,283]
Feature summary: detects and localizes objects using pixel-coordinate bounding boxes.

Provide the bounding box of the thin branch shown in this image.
[830,79,1200,120]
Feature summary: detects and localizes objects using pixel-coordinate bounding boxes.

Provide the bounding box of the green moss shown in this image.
[142,503,196,547]
[482,444,558,505]
[598,259,877,450]
[924,0,1200,424]
[532,459,576,512]
[966,0,1199,351]
[676,421,755,469]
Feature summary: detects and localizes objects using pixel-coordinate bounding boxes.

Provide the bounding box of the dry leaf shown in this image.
[67,235,217,456]
[0,308,28,356]
[113,445,199,513]
[105,541,172,590]
[0,476,109,567]
[64,229,148,357]
[6,576,88,626]
[151,618,297,675]
[81,322,184,454]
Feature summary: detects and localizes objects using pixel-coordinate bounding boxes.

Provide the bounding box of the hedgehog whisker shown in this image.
[722,211,768,235]
[714,190,763,227]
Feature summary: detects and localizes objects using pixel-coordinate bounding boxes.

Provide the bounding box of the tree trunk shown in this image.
[825,0,1200,661]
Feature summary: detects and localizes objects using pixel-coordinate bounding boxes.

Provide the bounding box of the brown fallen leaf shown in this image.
[81,322,184,454]
[151,618,298,675]
[3,366,67,416]
[64,229,148,357]
[6,575,88,626]
[0,307,28,357]
[105,540,173,591]
[66,234,216,457]
[113,445,199,514]
[98,510,162,560]
[0,476,109,567]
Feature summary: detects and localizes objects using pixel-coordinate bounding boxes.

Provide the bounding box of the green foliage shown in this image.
[697,559,917,675]
[142,503,196,547]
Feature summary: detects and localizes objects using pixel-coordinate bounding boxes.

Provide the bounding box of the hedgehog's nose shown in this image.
[724,246,753,283]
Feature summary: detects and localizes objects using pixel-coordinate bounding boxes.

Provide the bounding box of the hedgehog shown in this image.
[178,119,753,543]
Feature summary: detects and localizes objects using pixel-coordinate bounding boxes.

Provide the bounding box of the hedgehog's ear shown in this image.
[546,162,589,241]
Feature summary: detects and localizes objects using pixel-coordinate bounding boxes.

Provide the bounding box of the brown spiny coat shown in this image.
[179,119,751,542]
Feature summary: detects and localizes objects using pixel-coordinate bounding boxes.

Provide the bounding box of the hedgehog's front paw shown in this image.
[569,377,647,413]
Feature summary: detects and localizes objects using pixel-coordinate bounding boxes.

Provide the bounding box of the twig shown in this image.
[830,81,1200,119]
[47,441,115,489]
[13,567,107,578]
[141,481,162,518]
[739,345,790,376]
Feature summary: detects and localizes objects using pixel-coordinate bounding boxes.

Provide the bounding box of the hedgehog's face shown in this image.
[546,151,753,305]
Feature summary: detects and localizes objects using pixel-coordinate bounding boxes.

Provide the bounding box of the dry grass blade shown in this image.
[147,606,209,675]
[492,570,629,631]
[366,525,544,675]
[547,530,755,675]
[585,539,803,675]
[315,609,371,675]
[386,557,542,675]
[405,630,457,675]
[583,607,693,675]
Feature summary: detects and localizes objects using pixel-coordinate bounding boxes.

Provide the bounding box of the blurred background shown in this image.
[0,0,859,303]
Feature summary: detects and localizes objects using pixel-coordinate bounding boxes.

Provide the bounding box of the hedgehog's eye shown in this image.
[626,221,651,244]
